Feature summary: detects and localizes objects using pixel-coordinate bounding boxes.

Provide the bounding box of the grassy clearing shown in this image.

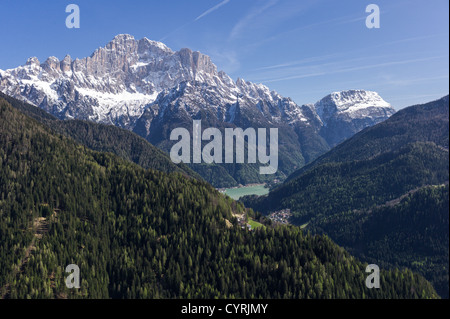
[248,218,264,230]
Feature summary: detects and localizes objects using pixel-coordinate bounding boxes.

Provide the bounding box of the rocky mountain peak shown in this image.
[330,89,390,110]
[177,48,217,78]
[138,37,173,59]
[236,78,273,100]
[25,57,40,66]
[313,89,395,146]
[315,89,393,122]
[60,55,72,73]
[104,34,138,55]
[112,33,135,41]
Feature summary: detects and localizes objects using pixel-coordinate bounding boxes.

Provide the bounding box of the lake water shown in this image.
[223,184,269,200]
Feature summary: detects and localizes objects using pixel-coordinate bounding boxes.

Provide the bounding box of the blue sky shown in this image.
[0,0,448,109]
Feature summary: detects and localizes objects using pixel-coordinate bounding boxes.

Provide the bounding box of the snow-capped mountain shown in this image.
[0,34,308,129]
[312,90,395,146]
[0,34,230,128]
[0,34,396,185]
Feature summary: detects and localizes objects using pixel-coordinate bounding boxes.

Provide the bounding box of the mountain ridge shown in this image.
[285,94,449,182]
[0,91,201,180]
[0,34,394,134]
[0,34,396,187]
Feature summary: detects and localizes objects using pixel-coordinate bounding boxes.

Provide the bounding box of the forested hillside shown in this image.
[0,97,439,299]
[0,92,201,180]
[246,141,448,221]
[243,96,449,297]
[320,184,449,298]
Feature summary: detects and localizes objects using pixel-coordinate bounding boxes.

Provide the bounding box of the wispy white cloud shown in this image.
[207,48,241,74]
[258,56,444,83]
[387,93,448,103]
[369,34,447,50]
[229,0,279,40]
[245,31,448,84]
[239,11,366,52]
[195,0,231,21]
[160,0,231,41]
[159,22,191,42]
[376,74,449,87]
[249,53,406,81]
[253,53,341,71]
[239,9,440,58]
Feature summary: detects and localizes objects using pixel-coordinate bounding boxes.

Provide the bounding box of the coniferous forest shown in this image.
[243,96,449,298]
[0,96,440,299]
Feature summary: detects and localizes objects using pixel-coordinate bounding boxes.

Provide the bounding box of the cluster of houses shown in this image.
[233,213,253,231]
[268,209,292,224]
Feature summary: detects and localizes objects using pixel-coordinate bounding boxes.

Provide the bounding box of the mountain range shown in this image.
[0,33,447,299]
[0,34,395,187]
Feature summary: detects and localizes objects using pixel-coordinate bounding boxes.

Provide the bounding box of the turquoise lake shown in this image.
[223,184,269,200]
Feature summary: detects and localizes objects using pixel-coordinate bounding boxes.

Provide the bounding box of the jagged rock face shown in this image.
[0,34,396,183]
[0,34,227,128]
[314,90,395,146]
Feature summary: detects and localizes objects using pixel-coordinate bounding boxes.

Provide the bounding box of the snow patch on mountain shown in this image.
[315,89,394,126]
[0,34,394,138]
